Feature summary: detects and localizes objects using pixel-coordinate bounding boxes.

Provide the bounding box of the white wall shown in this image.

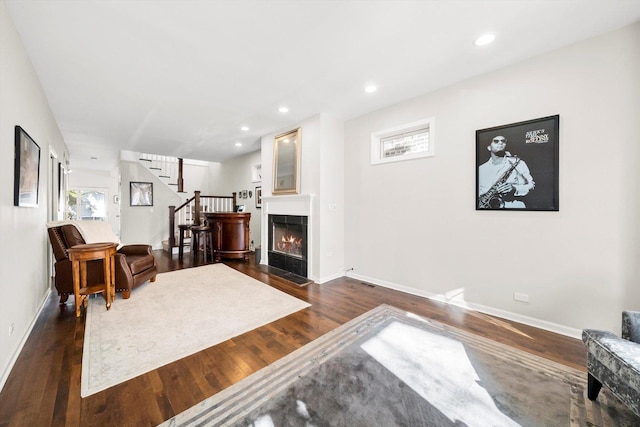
[344,23,640,336]
[0,0,69,389]
[318,114,345,281]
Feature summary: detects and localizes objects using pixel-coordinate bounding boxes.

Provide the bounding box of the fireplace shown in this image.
[268,215,308,277]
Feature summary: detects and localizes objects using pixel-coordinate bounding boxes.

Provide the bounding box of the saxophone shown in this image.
[478,156,521,209]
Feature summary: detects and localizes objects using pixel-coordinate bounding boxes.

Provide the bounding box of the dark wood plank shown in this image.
[0,250,587,426]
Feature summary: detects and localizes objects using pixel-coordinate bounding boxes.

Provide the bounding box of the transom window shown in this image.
[371,118,434,165]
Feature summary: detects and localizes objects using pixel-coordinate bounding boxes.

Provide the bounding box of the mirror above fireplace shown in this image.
[273,128,301,195]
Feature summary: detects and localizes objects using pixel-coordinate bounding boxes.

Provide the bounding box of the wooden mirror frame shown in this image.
[272,128,301,195]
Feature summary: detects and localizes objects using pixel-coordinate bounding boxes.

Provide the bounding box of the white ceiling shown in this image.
[6,0,640,171]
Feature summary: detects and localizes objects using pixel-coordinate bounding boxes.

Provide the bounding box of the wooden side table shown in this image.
[68,242,118,318]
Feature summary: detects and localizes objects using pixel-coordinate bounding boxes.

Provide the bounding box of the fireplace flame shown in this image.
[276,234,303,253]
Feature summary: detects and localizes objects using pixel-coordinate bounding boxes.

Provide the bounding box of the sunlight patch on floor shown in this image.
[361,321,519,426]
[469,311,533,339]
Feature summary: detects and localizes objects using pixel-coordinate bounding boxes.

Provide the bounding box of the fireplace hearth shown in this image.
[268,215,308,277]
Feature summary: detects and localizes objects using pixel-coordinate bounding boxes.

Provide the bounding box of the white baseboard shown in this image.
[0,289,51,393]
[346,272,582,340]
[316,271,344,284]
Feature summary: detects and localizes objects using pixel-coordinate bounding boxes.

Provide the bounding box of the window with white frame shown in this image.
[371,118,434,165]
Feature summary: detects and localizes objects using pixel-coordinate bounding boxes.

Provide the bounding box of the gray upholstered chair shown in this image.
[582,311,640,416]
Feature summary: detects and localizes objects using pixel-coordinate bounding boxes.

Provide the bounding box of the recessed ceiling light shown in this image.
[241,126,249,131]
[278,106,289,113]
[474,33,496,47]
[364,84,377,93]
[235,142,242,147]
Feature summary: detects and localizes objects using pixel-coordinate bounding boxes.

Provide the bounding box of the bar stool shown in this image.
[190,225,214,263]
[67,242,118,317]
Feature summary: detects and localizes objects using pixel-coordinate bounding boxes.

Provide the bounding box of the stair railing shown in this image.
[168,191,237,249]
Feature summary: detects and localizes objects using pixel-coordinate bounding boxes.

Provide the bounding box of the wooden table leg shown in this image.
[103,253,112,310]
[110,252,116,301]
[72,260,82,317]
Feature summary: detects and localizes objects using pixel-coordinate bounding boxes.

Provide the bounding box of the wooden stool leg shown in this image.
[203,231,209,263]
[208,231,214,263]
[179,228,185,260]
[192,231,199,261]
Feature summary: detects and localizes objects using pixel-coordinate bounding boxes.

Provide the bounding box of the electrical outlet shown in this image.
[513,293,530,303]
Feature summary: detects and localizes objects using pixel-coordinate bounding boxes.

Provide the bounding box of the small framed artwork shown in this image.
[476,115,559,211]
[242,190,248,199]
[14,126,41,207]
[255,186,262,208]
[130,181,153,206]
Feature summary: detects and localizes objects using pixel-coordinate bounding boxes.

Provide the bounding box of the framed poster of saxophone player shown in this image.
[476,115,559,211]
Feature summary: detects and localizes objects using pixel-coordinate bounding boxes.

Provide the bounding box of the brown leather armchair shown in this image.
[47,223,157,302]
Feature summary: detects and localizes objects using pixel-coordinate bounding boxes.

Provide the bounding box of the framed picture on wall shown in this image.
[476,115,559,211]
[14,126,41,207]
[273,128,301,195]
[130,181,153,206]
[255,186,262,208]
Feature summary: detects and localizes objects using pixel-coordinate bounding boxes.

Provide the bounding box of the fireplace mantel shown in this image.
[261,194,315,279]
[261,194,314,216]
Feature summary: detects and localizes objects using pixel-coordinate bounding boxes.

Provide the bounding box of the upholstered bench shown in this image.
[582,311,640,417]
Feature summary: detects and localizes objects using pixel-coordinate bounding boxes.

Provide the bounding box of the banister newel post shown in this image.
[177,158,184,193]
[194,191,201,226]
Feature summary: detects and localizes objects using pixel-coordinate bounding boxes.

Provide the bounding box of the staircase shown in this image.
[132,152,237,254]
[137,153,185,195]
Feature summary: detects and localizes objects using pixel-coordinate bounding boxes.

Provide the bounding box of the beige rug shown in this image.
[81,264,310,397]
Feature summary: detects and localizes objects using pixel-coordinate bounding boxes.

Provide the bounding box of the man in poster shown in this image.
[476,115,559,211]
[478,135,535,209]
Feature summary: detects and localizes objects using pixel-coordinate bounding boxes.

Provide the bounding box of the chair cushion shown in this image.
[61,224,86,248]
[126,254,155,275]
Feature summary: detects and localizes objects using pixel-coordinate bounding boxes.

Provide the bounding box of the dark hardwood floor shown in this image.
[0,250,587,426]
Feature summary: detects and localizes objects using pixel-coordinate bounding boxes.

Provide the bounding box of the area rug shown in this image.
[81,264,310,397]
[161,304,640,426]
